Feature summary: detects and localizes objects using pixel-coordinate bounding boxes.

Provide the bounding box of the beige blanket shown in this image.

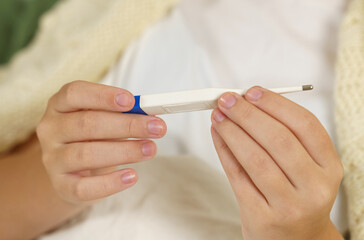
[39,155,242,240]
[0,0,178,153]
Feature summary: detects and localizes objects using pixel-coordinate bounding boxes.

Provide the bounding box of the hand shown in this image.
[210,87,344,240]
[37,81,167,205]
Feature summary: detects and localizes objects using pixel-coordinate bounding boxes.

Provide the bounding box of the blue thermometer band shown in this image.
[123,96,147,115]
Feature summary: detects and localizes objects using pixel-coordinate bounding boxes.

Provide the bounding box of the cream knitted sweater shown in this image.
[0,0,362,238]
[335,0,364,239]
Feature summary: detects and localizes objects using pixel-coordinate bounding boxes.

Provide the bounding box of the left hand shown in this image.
[210,87,344,240]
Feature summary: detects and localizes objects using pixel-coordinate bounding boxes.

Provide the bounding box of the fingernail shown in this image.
[116,93,132,107]
[213,110,226,122]
[148,120,164,135]
[219,93,237,109]
[142,142,155,157]
[246,88,262,101]
[121,171,135,184]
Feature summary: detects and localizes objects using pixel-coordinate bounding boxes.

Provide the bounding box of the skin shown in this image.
[36,80,167,204]
[0,134,84,240]
[211,86,344,240]
[0,80,167,239]
[0,81,344,239]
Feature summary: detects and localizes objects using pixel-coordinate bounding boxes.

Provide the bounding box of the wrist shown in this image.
[313,221,343,240]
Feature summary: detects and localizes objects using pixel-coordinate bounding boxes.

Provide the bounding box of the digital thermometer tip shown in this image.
[302,85,314,91]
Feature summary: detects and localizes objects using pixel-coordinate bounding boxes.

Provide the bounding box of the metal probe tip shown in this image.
[302,85,314,91]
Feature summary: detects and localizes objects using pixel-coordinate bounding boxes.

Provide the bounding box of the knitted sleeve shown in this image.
[335,0,364,239]
[0,0,179,154]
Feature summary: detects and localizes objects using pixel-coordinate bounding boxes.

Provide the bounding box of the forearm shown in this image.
[0,135,85,240]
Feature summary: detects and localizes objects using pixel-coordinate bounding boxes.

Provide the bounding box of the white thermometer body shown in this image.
[124,85,313,115]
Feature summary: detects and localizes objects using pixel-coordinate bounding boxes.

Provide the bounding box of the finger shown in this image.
[57,140,156,172]
[244,87,339,169]
[49,81,135,113]
[55,111,166,142]
[212,109,295,204]
[217,93,320,186]
[63,168,137,202]
[211,126,269,210]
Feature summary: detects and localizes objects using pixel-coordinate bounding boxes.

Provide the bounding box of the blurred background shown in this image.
[0,0,59,65]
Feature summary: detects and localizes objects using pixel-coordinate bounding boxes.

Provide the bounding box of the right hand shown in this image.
[36,81,167,205]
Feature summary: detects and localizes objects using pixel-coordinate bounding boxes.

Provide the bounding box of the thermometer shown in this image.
[124,85,313,115]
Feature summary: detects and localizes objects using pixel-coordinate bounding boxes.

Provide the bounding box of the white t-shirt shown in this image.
[41,0,348,239]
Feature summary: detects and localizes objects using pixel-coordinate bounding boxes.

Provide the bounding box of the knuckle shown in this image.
[63,145,75,167]
[219,142,230,153]
[260,212,278,229]
[36,120,49,139]
[121,144,133,162]
[300,110,319,132]
[97,87,107,108]
[275,203,304,225]
[77,111,98,136]
[100,175,114,194]
[99,87,116,109]
[36,120,56,152]
[307,183,334,212]
[315,184,334,207]
[328,160,345,187]
[75,144,93,168]
[73,174,119,202]
[248,152,267,170]
[337,162,345,182]
[230,162,245,181]
[74,183,85,201]
[272,130,293,149]
[62,81,84,104]
[285,207,304,224]
[74,182,90,202]
[41,152,53,168]
[46,93,57,109]
[127,117,137,136]
[237,101,254,121]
